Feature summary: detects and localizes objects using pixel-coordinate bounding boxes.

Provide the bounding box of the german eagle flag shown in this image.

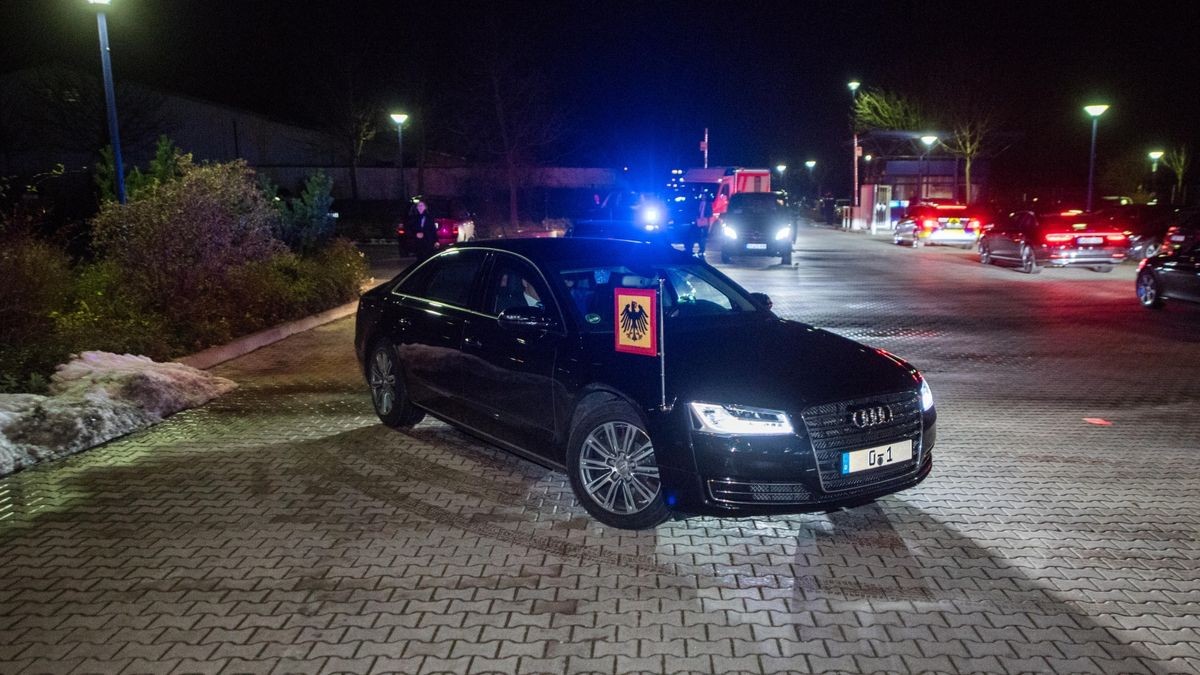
[614,287,657,356]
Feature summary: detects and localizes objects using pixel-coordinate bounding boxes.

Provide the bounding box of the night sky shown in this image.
[3,0,1198,195]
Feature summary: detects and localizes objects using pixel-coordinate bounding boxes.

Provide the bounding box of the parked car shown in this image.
[1093,204,1179,260]
[355,238,935,529]
[396,197,474,254]
[978,209,1128,273]
[567,190,680,244]
[893,199,990,248]
[1137,214,1200,308]
[716,192,795,264]
[1162,210,1200,255]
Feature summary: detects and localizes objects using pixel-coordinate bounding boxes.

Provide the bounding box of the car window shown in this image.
[485,254,556,318]
[553,263,757,331]
[399,249,485,308]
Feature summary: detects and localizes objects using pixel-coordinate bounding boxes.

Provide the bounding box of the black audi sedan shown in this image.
[1136,232,1200,309]
[354,238,935,529]
[978,209,1128,273]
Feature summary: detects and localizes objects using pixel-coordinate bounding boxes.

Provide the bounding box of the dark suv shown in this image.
[716,192,794,264]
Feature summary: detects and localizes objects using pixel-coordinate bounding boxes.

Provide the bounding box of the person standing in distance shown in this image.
[407,200,436,260]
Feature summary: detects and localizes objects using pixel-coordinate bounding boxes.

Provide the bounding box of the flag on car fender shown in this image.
[614,287,657,356]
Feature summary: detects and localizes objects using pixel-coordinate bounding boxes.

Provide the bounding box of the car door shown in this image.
[1160,240,1200,302]
[987,213,1020,260]
[390,249,487,421]
[458,252,563,457]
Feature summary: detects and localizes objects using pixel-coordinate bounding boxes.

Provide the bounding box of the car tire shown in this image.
[367,339,425,428]
[1020,245,1040,274]
[1091,265,1114,273]
[1137,269,1165,309]
[781,249,793,265]
[979,242,992,265]
[566,400,670,530]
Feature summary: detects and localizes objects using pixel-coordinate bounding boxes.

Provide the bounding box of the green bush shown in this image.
[90,159,284,349]
[53,261,177,361]
[0,237,73,393]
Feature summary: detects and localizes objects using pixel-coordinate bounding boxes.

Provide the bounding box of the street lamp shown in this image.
[1148,150,1164,173]
[1083,104,1109,212]
[919,135,938,199]
[848,81,861,210]
[775,164,786,198]
[805,160,817,200]
[88,0,125,204]
[390,113,408,203]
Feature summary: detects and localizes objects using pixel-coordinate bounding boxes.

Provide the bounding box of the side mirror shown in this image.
[749,292,773,310]
[498,306,556,332]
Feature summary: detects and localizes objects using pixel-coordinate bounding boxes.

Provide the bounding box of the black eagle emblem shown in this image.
[619,300,650,342]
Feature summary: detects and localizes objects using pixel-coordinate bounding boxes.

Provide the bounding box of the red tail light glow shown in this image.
[1044,233,1074,243]
[968,218,981,229]
[922,218,937,230]
[1105,233,1127,243]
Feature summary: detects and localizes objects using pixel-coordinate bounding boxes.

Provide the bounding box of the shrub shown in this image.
[90,160,284,348]
[53,261,177,361]
[0,237,73,392]
[271,170,336,254]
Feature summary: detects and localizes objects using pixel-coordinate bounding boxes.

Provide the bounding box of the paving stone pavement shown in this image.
[2,226,1199,674]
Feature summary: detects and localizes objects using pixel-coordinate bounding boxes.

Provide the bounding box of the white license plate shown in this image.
[841,441,913,475]
[747,243,768,250]
[1077,236,1103,245]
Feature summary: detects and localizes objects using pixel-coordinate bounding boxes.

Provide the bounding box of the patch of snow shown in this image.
[0,352,236,477]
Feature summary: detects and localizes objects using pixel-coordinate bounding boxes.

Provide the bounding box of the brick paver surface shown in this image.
[3,226,1199,674]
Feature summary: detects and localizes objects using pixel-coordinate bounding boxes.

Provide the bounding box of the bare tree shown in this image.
[853,89,928,134]
[1163,145,1190,205]
[942,117,992,203]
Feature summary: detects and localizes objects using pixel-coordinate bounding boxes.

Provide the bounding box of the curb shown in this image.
[177,275,395,371]
[177,299,361,371]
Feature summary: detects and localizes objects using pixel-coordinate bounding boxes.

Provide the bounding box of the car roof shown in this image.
[454,237,696,266]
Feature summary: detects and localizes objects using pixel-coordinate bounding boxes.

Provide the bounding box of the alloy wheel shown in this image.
[578,421,661,515]
[369,348,396,415]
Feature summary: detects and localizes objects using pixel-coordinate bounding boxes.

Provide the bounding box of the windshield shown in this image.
[729,193,782,213]
[552,263,759,331]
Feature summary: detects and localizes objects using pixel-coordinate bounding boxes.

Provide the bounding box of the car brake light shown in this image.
[922,218,936,230]
[968,218,981,229]
[452,225,459,235]
[1105,233,1127,243]
[1044,233,1074,243]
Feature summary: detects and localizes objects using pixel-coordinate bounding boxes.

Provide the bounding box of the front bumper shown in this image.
[721,240,790,257]
[657,393,936,517]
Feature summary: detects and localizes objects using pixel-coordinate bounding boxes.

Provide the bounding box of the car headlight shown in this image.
[689,401,794,436]
[920,379,934,411]
[722,224,738,239]
[641,206,663,226]
[775,226,792,241]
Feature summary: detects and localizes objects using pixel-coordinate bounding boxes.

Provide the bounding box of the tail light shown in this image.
[1044,233,1074,243]
[452,225,459,235]
[968,218,981,229]
[1105,233,1127,243]
[922,218,937,230]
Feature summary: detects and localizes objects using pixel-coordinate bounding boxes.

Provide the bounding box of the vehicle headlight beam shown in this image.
[689,401,794,436]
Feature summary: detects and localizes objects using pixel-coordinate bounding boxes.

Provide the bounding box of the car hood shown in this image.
[666,318,920,411]
[586,317,921,413]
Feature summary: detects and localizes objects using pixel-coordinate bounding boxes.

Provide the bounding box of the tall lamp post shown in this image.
[804,160,816,201]
[775,163,787,199]
[919,135,938,200]
[848,80,861,212]
[1084,104,1109,212]
[88,0,125,204]
[390,113,408,203]
[1148,150,1164,173]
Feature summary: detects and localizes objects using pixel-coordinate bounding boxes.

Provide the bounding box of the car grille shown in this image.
[707,479,812,504]
[801,391,923,492]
